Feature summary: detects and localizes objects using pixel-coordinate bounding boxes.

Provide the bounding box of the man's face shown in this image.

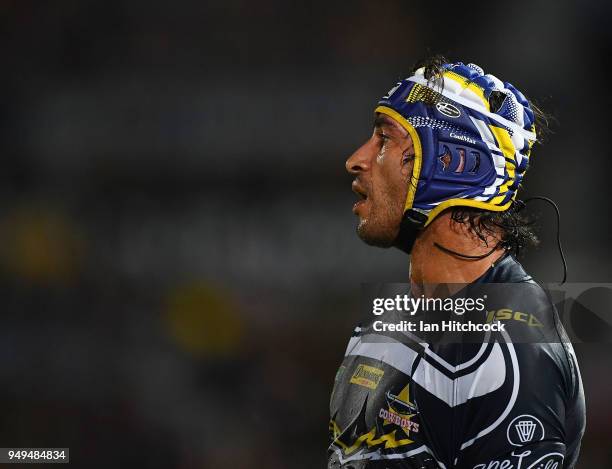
[346,113,415,247]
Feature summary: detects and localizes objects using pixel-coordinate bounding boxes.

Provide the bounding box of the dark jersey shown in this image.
[328,255,585,469]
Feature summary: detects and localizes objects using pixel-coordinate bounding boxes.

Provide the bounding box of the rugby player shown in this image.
[328,57,585,468]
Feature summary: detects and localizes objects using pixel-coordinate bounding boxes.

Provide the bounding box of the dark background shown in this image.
[0,0,610,467]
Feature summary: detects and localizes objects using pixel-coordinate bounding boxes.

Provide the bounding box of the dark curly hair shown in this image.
[410,55,550,255]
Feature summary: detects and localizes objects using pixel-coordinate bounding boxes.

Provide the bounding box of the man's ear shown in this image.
[400,135,415,179]
[400,149,414,179]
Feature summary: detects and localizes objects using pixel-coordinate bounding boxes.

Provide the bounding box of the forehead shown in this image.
[374,113,408,135]
[374,112,406,133]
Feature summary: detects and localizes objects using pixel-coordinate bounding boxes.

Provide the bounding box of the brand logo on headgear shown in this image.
[436,102,461,118]
[450,132,477,145]
[383,82,401,99]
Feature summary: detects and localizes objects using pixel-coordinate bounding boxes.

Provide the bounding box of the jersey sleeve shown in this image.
[455,340,584,469]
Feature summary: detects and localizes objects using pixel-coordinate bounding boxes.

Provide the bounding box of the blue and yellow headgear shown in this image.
[376,62,537,249]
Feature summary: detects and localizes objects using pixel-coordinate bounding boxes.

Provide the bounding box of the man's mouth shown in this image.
[352,181,368,213]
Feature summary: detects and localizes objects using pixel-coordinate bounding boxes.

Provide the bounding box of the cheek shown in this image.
[377,159,408,203]
[371,143,412,207]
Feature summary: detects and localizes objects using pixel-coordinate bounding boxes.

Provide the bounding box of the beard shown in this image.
[356,197,403,248]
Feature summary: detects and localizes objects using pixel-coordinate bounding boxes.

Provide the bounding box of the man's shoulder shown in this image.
[478,254,533,284]
[477,255,555,323]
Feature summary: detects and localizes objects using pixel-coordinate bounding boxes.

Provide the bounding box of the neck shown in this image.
[409,212,506,285]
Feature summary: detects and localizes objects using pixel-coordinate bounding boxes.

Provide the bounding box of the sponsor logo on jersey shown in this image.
[525,453,563,469]
[436,101,461,118]
[515,420,537,443]
[349,364,384,390]
[472,450,563,469]
[506,415,545,446]
[378,384,420,436]
[486,309,543,327]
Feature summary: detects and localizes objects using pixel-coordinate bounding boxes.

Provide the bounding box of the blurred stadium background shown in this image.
[0,0,610,467]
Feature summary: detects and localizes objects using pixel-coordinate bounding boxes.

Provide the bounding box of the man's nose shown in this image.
[345,141,371,175]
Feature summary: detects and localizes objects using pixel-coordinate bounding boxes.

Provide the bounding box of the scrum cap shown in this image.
[376,62,537,235]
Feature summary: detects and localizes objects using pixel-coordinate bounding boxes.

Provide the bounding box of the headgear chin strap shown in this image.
[376,62,538,254]
[393,210,428,254]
